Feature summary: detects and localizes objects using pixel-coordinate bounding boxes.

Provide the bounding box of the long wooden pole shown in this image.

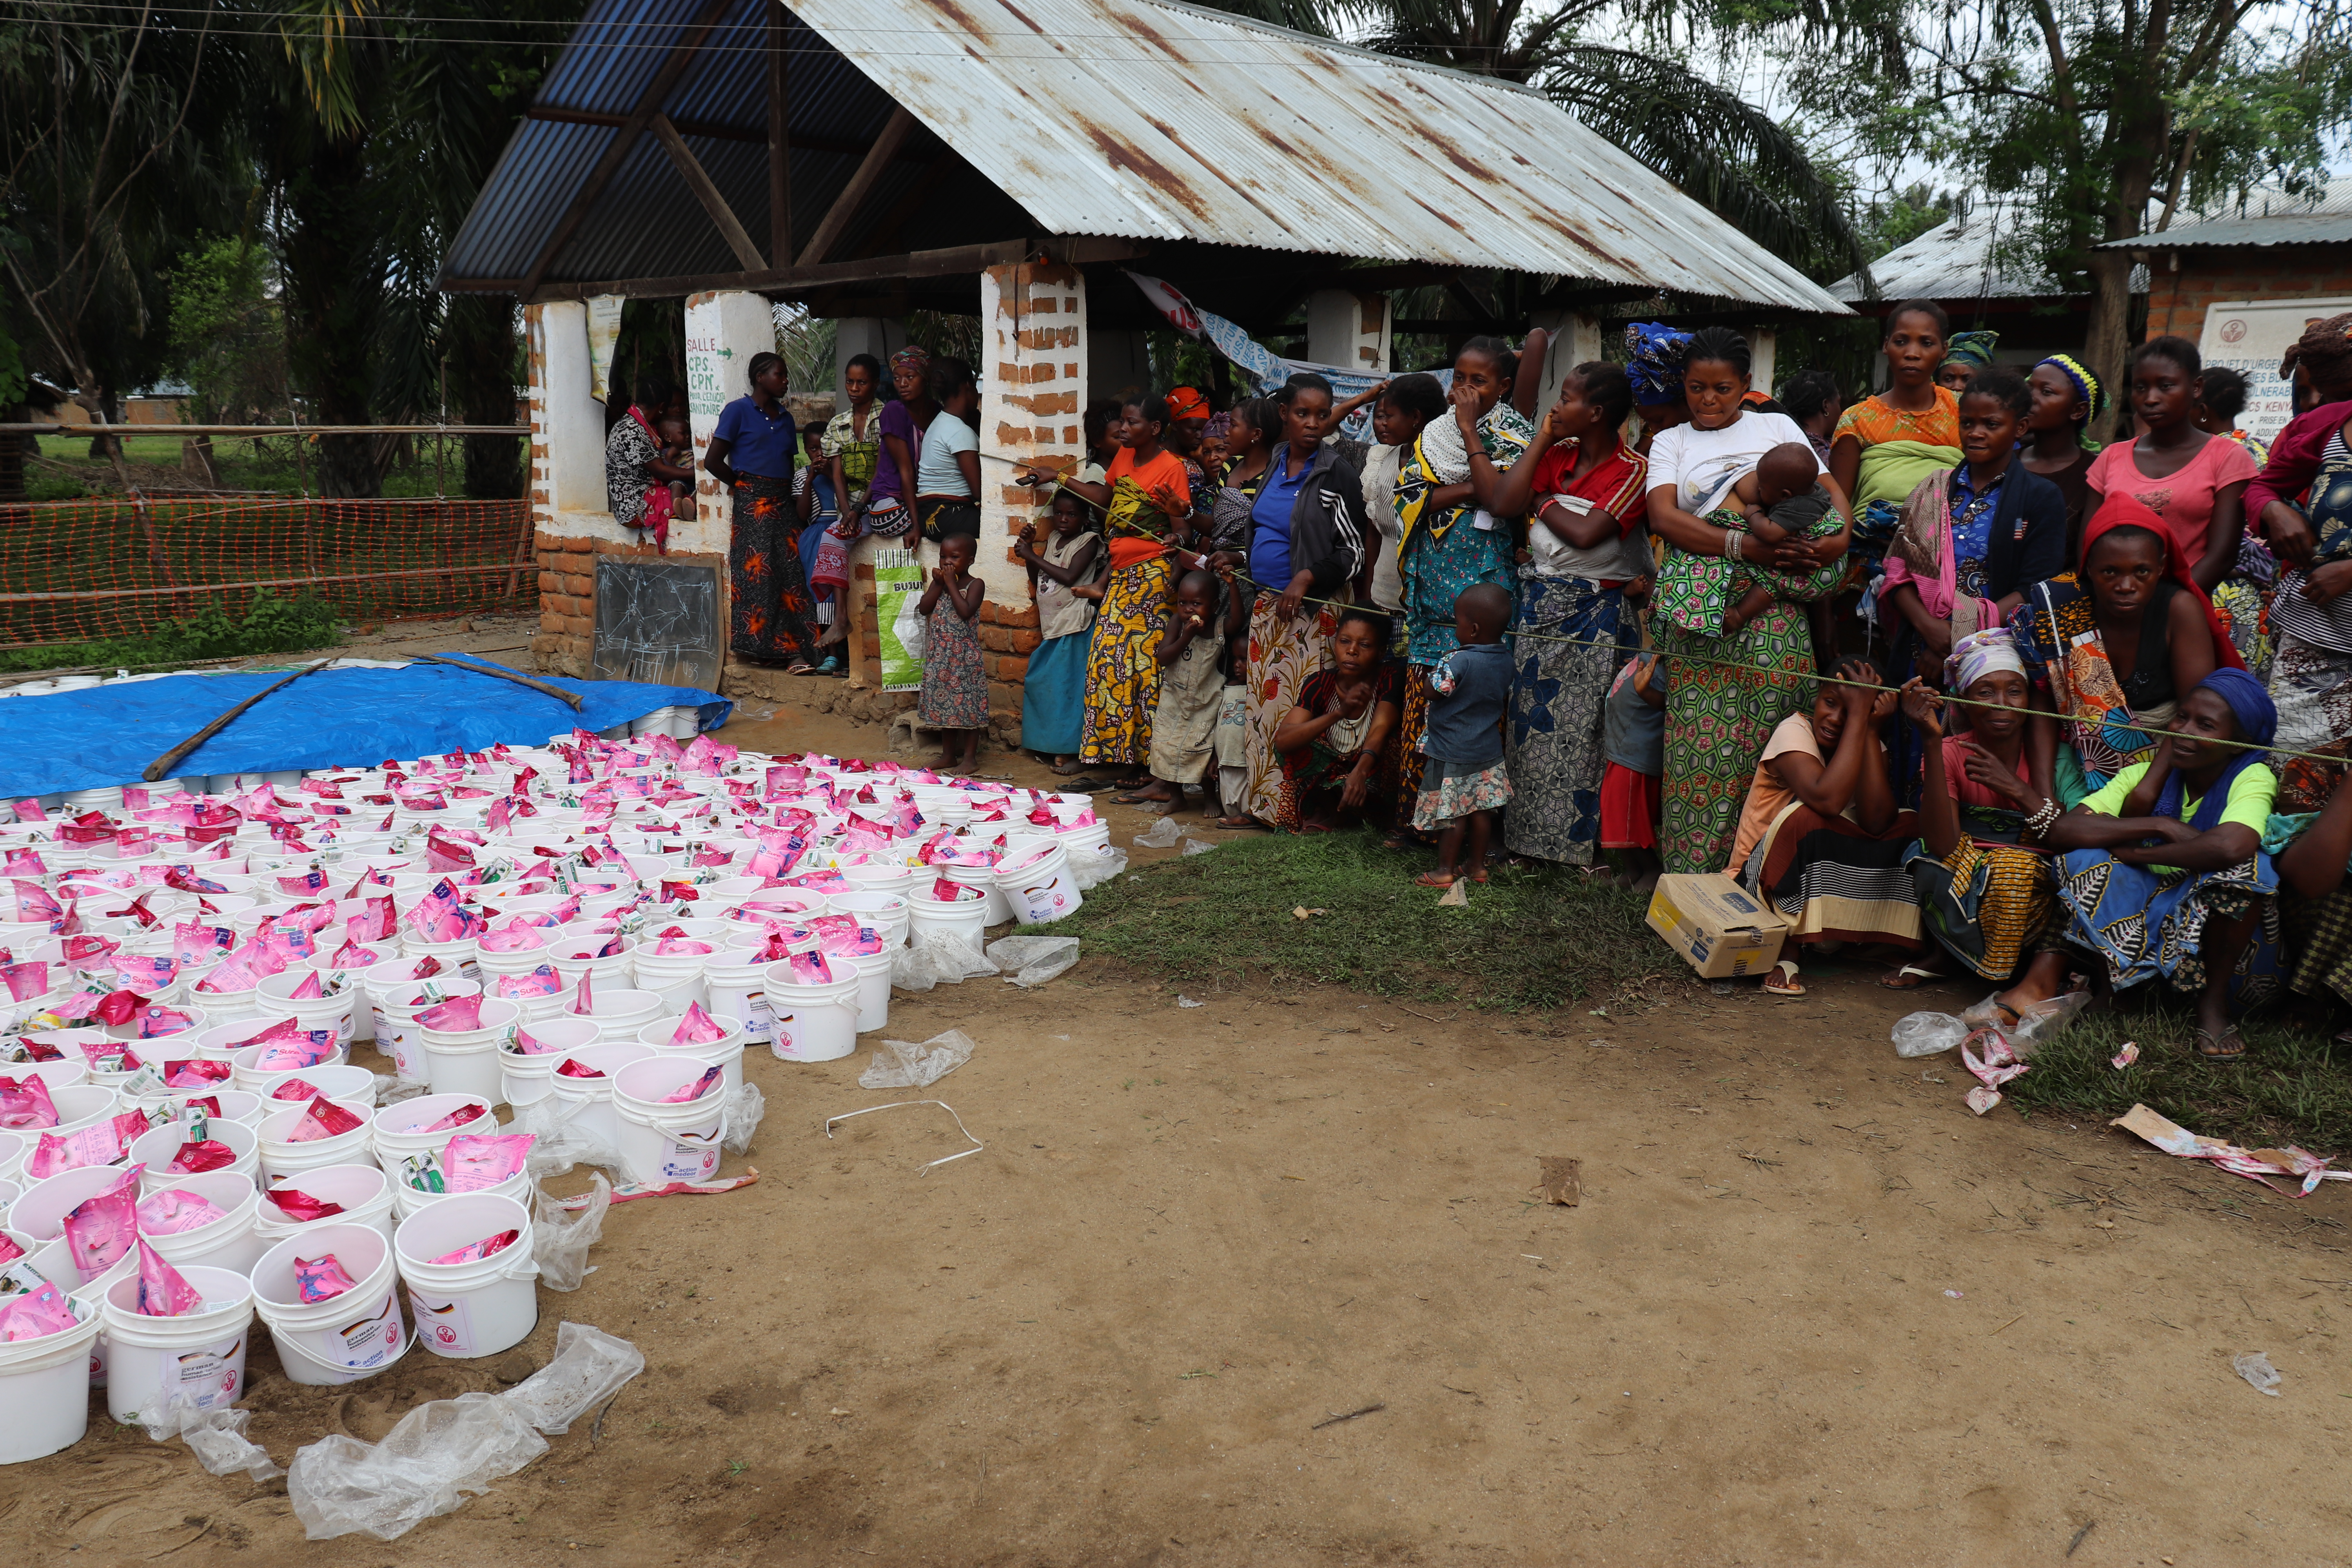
[142,660,332,781]
[407,652,585,711]
[768,0,791,266]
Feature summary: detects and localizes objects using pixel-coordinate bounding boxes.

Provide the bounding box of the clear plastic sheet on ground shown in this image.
[1891,1011,1969,1058]
[1066,848,1127,890]
[722,1081,765,1153]
[858,1029,977,1090]
[890,931,1000,991]
[1958,987,2091,1047]
[144,1396,284,1482]
[985,935,1080,987]
[2236,1351,2283,1395]
[511,1091,627,1177]
[286,1322,644,1541]
[531,1173,608,1292]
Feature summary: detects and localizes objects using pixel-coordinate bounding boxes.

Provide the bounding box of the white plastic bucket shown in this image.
[10,1163,140,1260]
[100,1264,255,1423]
[611,1057,728,1186]
[254,1163,397,1249]
[390,1161,532,1219]
[846,948,894,1033]
[137,1170,265,1277]
[702,948,783,1046]
[567,987,663,1039]
[368,1093,495,1180]
[254,969,358,1045]
[829,891,912,949]
[0,1294,103,1463]
[248,1221,406,1385]
[626,941,712,1013]
[546,937,633,1002]
[635,1014,747,1098]
[255,1097,375,1183]
[499,1018,600,1111]
[365,969,484,1084]
[997,842,1084,924]
[238,1059,375,1105]
[128,1119,261,1190]
[3,1058,89,1095]
[397,935,481,984]
[942,861,1013,924]
[418,998,523,1103]
[544,1042,656,1153]
[473,933,558,985]
[760,962,861,1064]
[392,1192,538,1359]
[129,1087,267,1129]
[842,863,916,895]
[36,1083,122,1143]
[907,888,988,949]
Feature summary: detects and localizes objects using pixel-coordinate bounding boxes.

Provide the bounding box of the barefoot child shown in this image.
[1414,583,1515,885]
[1598,652,1666,892]
[1652,441,1847,637]
[1132,570,1243,814]
[1015,490,1104,773]
[917,533,987,771]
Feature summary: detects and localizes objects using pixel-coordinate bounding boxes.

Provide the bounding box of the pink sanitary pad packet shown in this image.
[415,1102,486,1134]
[286,1096,363,1143]
[443,1132,533,1192]
[136,1005,196,1038]
[25,1112,151,1179]
[262,1187,345,1223]
[659,1063,723,1103]
[165,1140,235,1175]
[162,1058,232,1089]
[136,1187,227,1235]
[810,915,884,957]
[428,1228,518,1266]
[252,1031,339,1071]
[294,1252,359,1304]
[174,920,233,967]
[667,1002,729,1045]
[269,1078,324,1101]
[289,970,325,1000]
[327,940,381,969]
[493,964,563,999]
[63,1164,144,1278]
[653,938,712,956]
[412,994,485,1032]
[403,878,472,942]
[0,1281,80,1341]
[0,1073,60,1129]
[135,1239,201,1316]
[931,877,980,904]
[555,1057,604,1078]
[568,971,595,1015]
[783,949,835,985]
[477,919,547,953]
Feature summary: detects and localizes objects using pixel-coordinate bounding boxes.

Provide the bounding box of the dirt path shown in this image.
[8,705,2351,1565]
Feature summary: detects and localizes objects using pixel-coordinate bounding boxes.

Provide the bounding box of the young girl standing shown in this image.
[917,533,988,771]
[1016,489,1105,773]
[2020,354,2104,568]
[2086,337,2257,595]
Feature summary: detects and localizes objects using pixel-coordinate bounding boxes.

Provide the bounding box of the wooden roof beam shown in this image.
[796,107,914,267]
[648,112,766,272]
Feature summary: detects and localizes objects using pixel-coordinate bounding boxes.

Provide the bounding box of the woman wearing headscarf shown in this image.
[863,345,936,544]
[1936,330,2000,394]
[808,351,886,668]
[2029,668,2283,1058]
[2018,354,2105,568]
[1624,322,1691,458]
[708,353,822,670]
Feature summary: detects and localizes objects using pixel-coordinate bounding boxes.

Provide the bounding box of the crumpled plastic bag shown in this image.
[1957,987,2091,1049]
[722,1081,765,1154]
[1132,816,1184,848]
[510,1091,626,1178]
[286,1322,644,1541]
[858,1029,977,1090]
[985,935,1080,988]
[531,1174,608,1292]
[1065,847,1127,891]
[1891,1011,1968,1058]
[374,1074,429,1106]
[2235,1350,2283,1396]
[144,1396,285,1482]
[889,932,1000,993]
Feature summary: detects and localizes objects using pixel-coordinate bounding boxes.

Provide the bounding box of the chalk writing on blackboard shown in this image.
[592,557,722,691]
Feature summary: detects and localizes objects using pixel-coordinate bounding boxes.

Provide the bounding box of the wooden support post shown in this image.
[648,112,766,270]
[796,108,914,268]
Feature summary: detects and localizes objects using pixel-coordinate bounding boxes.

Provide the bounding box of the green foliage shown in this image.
[1031,830,1682,1011]
[167,235,287,424]
[0,591,345,675]
[0,317,24,411]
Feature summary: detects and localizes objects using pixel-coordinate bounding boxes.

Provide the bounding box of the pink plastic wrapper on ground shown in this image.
[289,969,325,1000]
[64,1164,144,1277]
[783,949,836,985]
[136,1187,227,1236]
[166,1140,235,1174]
[135,1239,201,1316]
[1,960,50,1002]
[659,1063,723,1104]
[138,1006,195,1038]
[412,994,485,1031]
[294,1252,359,1303]
[493,964,563,999]
[430,1227,518,1265]
[555,1058,604,1078]
[263,1186,345,1222]
[270,1077,323,1101]
[287,1096,363,1143]
[162,1058,233,1089]
[478,919,548,953]
[0,1073,60,1129]
[413,1103,486,1134]
[443,1132,532,1192]
[26,1111,152,1179]
[569,971,595,1015]
[1961,1029,2029,1090]
[0,1282,79,1341]
[667,1002,729,1046]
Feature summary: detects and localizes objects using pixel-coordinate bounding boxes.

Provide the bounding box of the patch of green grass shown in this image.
[1027,830,1680,1012]
[0,589,344,675]
[2008,1004,2352,1153]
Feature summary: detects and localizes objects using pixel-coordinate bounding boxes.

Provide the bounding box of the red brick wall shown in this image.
[530,530,725,679]
[2145,246,2352,341]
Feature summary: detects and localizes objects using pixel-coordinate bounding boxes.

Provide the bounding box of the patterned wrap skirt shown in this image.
[1906,838,2059,980]
[1413,757,1513,831]
[729,474,820,665]
[1241,599,1338,824]
[1739,804,1924,949]
[1080,555,1174,768]
[2267,631,2352,813]
[1503,575,1627,865]
[1656,604,1818,875]
[2055,847,2283,1007]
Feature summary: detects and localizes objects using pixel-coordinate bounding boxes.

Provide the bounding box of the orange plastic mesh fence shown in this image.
[0,497,534,650]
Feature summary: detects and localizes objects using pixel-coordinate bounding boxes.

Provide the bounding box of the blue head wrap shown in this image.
[1625,322,1693,407]
[2154,668,2278,831]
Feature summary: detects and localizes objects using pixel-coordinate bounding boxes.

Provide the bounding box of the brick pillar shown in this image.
[1306,290,1391,374]
[525,301,607,673]
[977,257,1085,737]
[685,289,777,548]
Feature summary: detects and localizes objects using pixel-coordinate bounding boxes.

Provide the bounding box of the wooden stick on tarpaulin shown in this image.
[406,652,585,712]
[142,659,334,782]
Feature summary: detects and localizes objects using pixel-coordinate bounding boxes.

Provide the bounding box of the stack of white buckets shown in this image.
[0,735,1098,1465]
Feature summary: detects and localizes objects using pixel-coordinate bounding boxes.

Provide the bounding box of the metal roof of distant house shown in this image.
[1826,201,2074,305]
[2105,185,2352,249]
[442,0,1849,313]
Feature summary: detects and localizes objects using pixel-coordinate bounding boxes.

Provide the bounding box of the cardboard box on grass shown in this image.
[1644,874,1788,979]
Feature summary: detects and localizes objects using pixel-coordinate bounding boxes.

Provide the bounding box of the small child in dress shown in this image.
[656,412,697,521]
[916,532,988,771]
[1132,570,1245,816]
[1654,441,1846,637]
[1597,653,1666,893]
[1413,583,1515,887]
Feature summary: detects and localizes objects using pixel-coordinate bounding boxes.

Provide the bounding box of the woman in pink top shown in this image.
[2085,336,2256,593]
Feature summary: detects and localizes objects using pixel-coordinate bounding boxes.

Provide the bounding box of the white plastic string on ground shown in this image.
[824,1100,985,1176]
[285,1322,645,1541]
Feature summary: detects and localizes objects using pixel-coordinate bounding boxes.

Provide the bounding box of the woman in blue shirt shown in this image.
[710,351,821,672]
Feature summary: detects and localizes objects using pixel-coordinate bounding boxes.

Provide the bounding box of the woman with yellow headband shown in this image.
[2021,354,2104,568]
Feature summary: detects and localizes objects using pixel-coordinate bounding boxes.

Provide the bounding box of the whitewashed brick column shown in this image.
[684,289,777,559]
[1526,311,1606,420]
[526,301,606,525]
[1306,290,1391,373]
[1750,328,1779,396]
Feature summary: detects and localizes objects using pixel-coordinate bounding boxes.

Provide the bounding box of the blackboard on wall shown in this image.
[592,557,722,691]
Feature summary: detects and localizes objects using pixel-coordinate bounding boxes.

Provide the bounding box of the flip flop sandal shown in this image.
[2194,1025,2246,1060]
[1762,959,1805,997]
[1058,777,1109,793]
[1413,871,1459,888]
[1880,964,1947,990]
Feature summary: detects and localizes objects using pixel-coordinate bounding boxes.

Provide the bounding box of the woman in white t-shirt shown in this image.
[914,355,982,546]
[1642,327,1858,873]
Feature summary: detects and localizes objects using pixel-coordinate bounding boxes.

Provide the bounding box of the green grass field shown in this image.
[24,432,522,502]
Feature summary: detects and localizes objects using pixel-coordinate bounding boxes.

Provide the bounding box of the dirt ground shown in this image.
[8,695,2352,1565]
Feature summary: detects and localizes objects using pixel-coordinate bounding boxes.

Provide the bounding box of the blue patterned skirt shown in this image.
[2054,846,2282,1007]
[1503,576,1626,864]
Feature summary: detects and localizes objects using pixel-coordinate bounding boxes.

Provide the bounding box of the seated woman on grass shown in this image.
[2006,668,2284,1059]
[1269,608,1403,833]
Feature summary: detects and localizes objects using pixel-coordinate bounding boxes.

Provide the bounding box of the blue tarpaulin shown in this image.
[0,657,731,798]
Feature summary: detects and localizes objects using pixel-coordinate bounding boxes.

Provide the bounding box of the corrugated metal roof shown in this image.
[2105,185,2352,249]
[1826,201,2068,304]
[443,0,1850,313]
